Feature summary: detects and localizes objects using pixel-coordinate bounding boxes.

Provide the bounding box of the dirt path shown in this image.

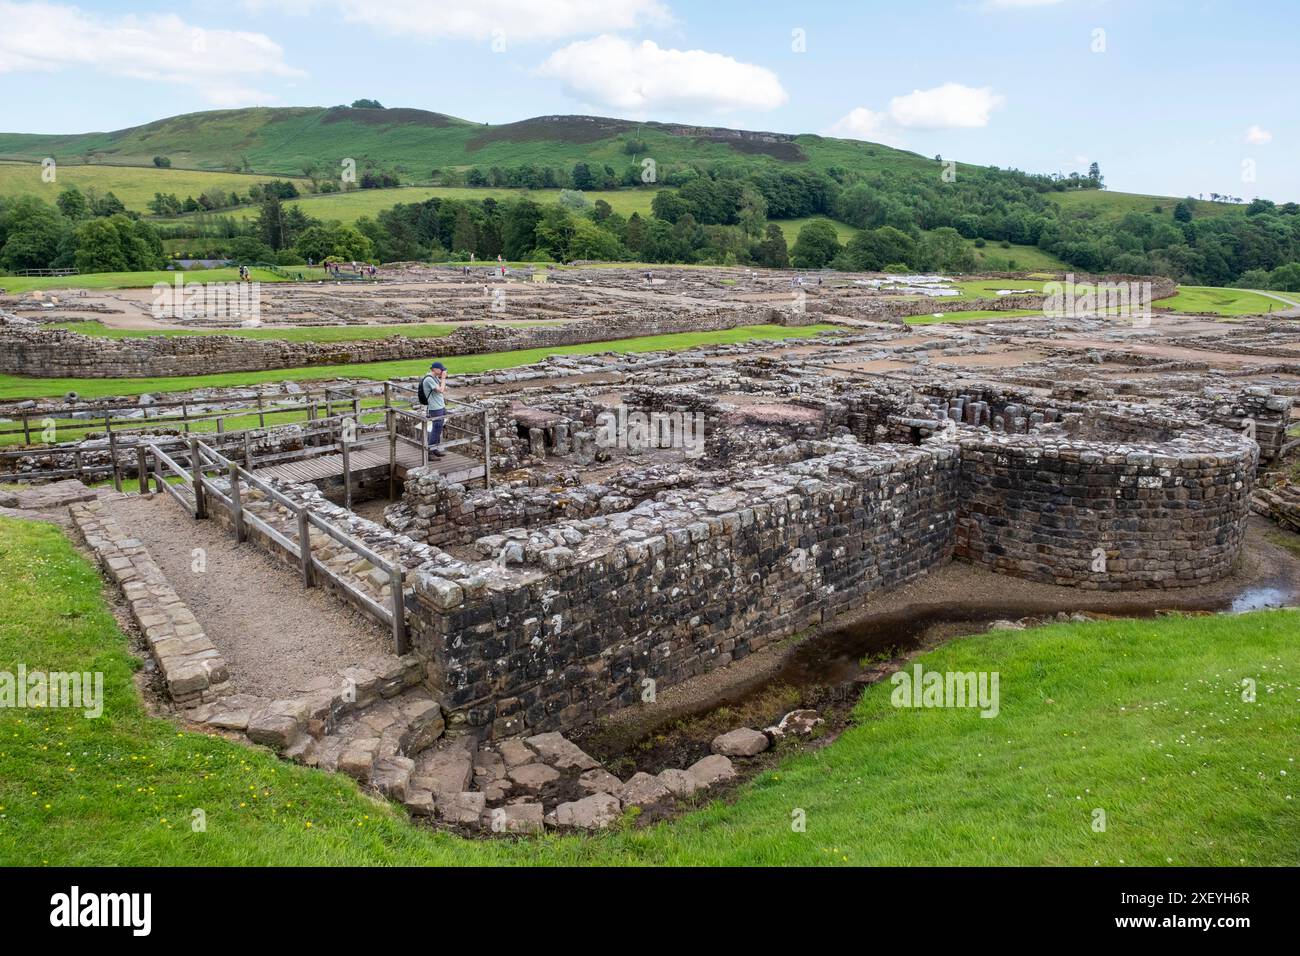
[106,492,390,699]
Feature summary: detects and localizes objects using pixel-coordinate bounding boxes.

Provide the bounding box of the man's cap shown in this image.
[430,361,446,370]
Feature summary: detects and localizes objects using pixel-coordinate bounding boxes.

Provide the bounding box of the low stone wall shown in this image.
[71,500,233,705]
[405,442,960,737]
[0,305,816,379]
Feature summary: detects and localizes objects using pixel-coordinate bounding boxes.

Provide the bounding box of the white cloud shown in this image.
[241,0,672,44]
[537,35,787,114]
[824,108,903,146]
[0,1,301,104]
[887,83,1005,130]
[828,82,1005,145]
[1245,124,1273,145]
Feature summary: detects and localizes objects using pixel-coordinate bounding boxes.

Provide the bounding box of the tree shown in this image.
[571,163,595,191]
[791,220,841,268]
[0,197,67,271]
[56,187,89,221]
[351,99,385,109]
[568,219,625,261]
[1173,201,1193,223]
[227,236,275,262]
[844,226,916,271]
[72,215,164,273]
[754,224,789,268]
[293,224,374,263]
[152,156,171,168]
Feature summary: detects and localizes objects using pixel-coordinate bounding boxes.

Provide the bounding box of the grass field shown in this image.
[153,185,659,230]
[0,324,838,400]
[1050,189,1243,222]
[1,513,1295,866]
[1155,286,1291,316]
[0,160,306,215]
[0,268,327,294]
[47,320,458,343]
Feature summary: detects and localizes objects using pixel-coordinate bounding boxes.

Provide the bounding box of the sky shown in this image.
[0,0,1295,201]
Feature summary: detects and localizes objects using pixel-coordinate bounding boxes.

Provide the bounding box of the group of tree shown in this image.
[0,194,164,273]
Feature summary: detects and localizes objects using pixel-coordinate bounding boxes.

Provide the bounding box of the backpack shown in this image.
[418,374,434,406]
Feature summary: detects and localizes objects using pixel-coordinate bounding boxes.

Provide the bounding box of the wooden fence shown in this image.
[146,437,409,653]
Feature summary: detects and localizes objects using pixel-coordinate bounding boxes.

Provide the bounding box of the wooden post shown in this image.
[228,461,245,542]
[137,444,149,494]
[188,437,207,519]
[256,393,266,428]
[386,409,397,499]
[182,402,190,434]
[383,381,392,412]
[243,431,254,469]
[21,412,29,445]
[216,416,225,434]
[296,507,314,588]
[390,564,408,654]
[340,430,352,511]
[107,428,122,492]
[483,408,492,490]
[73,449,83,482]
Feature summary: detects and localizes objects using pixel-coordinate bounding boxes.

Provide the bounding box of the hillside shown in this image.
[0,105,941,181]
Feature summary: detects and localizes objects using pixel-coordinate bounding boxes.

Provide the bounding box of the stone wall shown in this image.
[0,305,815,378]
[404,442,960,737]
[953,426,1257,588]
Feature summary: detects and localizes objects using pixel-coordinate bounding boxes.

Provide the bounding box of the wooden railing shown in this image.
[144,437,409,653]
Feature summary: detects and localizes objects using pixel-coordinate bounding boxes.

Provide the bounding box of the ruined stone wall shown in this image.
[405,443,960,737]
[0,306,812,378]
[953,428,1257,589]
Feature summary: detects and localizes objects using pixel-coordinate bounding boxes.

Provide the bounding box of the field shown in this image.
[2,513,1295,867]
[1155,286,1296,316]
[1049,189,1242,222]
[0,160,305,215]
[0,267,326,294]
[0,324,839,401]
[154,185,659,228]
[40,320,461,345]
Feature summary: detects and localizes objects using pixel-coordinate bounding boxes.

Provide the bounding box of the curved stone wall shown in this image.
[953,422,1257,589]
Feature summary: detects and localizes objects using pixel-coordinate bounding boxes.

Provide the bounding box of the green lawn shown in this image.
[48,320,457,343]
[0,324,838,400]
[0,267,326,294]
[1,513,1295,866]
[905,309,1041,325]
[1155,286,1290,316]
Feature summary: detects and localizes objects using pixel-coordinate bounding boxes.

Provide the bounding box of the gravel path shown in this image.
[107,493,390,699]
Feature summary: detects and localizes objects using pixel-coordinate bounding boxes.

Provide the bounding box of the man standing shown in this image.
[419,361,447,458]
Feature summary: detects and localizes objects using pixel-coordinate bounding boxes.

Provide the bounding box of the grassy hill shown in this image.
[0,106,941,181]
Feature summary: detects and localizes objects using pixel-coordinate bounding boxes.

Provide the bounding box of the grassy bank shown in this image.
[1154,286,1291,316]
[0,514,1295,866]
[0,324,838,400]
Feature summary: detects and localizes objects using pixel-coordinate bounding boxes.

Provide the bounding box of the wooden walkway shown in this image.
[253,444,485,486]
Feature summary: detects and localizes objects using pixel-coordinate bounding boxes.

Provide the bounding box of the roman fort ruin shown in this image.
[3,264,1298,831]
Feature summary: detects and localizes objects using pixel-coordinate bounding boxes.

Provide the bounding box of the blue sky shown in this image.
[1,0,1295,201]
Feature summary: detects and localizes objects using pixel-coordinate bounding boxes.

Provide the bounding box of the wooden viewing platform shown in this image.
[252,443,486,486]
